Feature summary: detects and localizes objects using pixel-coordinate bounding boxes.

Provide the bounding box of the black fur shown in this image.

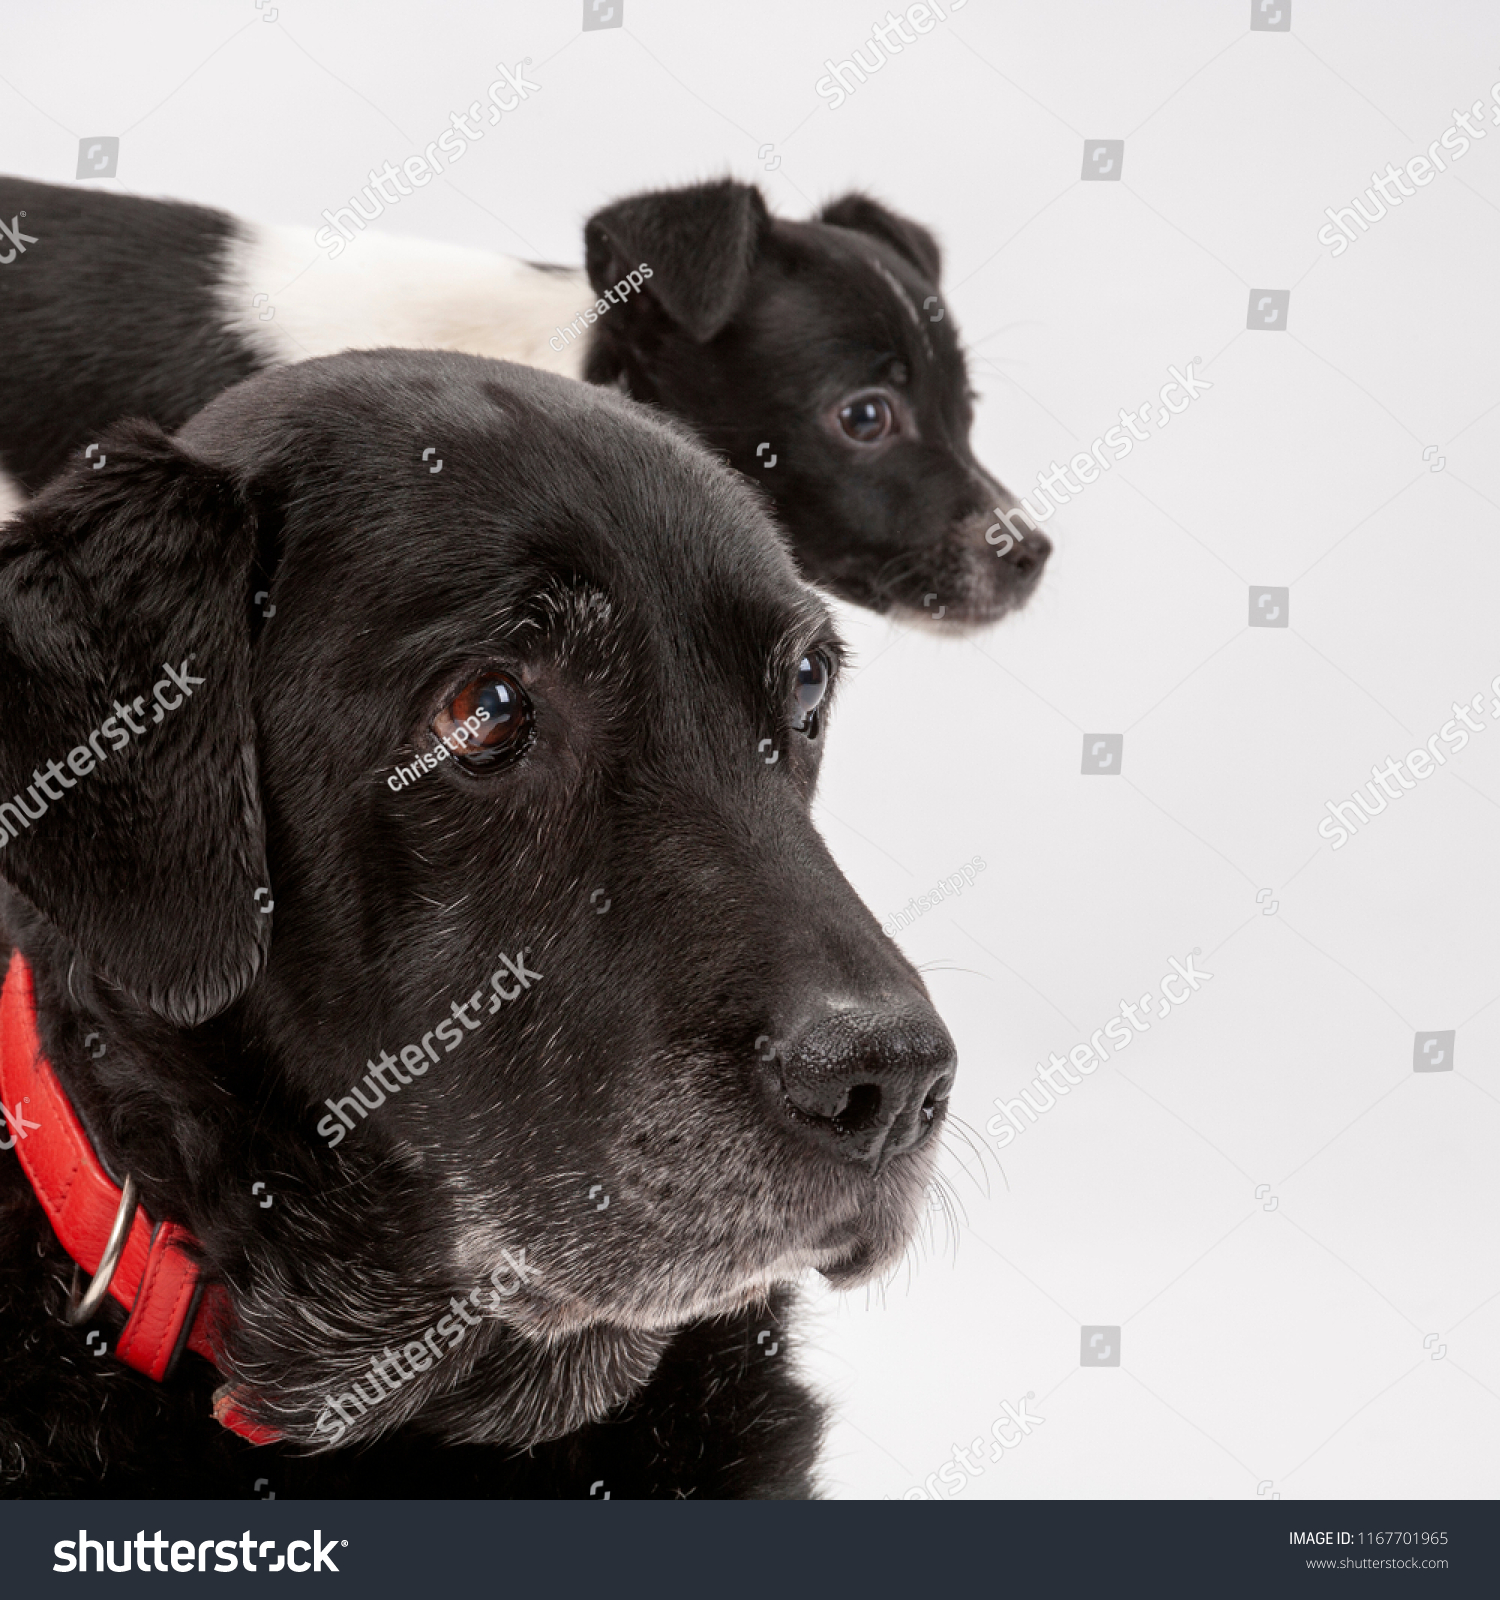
[0,175,1047,624]
[0,178,260,492]
[0,351,954,1496]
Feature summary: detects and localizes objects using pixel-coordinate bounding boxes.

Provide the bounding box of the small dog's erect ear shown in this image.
[818,192,943,282]
[585,179,769,343]
[0,420,269,1026]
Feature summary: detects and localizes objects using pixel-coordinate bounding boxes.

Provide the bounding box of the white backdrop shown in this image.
[5,0,1497,1500]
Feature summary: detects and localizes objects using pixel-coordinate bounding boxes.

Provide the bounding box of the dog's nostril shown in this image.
[832,1081,884,1133]
[920,1070,953,1123]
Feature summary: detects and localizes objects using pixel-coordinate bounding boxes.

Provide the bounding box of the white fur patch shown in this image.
[218,223,595,380]
[0,463,26,524]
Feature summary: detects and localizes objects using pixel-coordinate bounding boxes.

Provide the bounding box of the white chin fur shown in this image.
[0,463,26,523]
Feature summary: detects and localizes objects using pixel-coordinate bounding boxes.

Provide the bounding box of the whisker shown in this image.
[942,1114,993,1196]
[943,1113,1007,1195]
[913,961,991,983]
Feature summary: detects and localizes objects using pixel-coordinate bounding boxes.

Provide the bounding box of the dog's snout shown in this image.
[771,1005,955,1167]
[973,499,1051,583]
[998,522,1051,579]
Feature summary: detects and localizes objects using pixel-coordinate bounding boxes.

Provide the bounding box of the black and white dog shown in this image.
[0,174,1048,624]
[0,349,955,1497]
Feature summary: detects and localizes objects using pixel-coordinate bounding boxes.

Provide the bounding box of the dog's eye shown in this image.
[793,651,831,734]
[433,671,534,770]
[837,392,896,444]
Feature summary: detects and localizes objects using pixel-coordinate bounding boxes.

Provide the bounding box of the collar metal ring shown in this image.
[64,1173,139,1326]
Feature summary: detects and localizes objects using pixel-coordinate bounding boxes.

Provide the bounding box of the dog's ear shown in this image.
[0,419,270,1026]
[584,179,769,343]
[818,193,943,282]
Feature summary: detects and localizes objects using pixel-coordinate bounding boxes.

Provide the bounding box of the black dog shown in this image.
[0,350,955,1497]
[0,175,1047,624]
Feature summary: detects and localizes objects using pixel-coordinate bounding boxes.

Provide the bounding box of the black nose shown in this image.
[999,523,1051,581]
[770,1005,956,1167]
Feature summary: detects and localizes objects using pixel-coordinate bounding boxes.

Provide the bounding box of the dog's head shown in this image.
[582,179,1049,626]
[0,351,955,1449]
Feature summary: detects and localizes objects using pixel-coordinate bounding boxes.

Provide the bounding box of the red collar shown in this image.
[0,951,277,1445]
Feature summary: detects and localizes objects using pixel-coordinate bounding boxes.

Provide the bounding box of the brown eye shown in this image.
[837,392,896,444]
[432,670,533,770]
[793,651,831,735]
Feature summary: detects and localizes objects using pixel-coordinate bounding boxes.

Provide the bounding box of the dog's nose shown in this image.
[771,1005,955,1167]
[999,523,1051,580]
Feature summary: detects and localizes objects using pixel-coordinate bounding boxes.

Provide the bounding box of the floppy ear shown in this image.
[818,193,943,282]
[0,418,270,1026]
[584,179,769,343]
